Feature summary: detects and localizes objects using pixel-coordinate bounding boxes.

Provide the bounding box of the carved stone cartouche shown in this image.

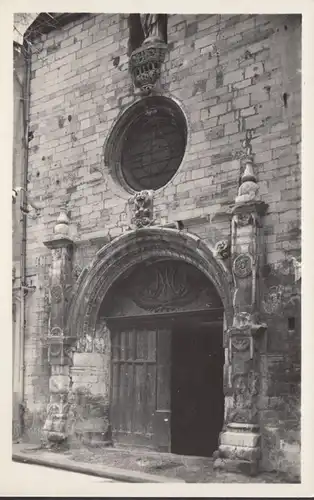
[132,190,154,228]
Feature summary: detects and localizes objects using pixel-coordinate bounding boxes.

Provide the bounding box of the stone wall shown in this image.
[22,13,301,473]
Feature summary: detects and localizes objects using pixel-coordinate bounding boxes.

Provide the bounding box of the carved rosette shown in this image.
[129,41,168,93]
[233,254,252,278]
[132,190,154,228]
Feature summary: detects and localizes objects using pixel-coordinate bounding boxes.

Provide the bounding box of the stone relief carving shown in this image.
[233,254,252,279]
[237,213,253,227]
[75,334,107,354]
[262,284,301,315]
[72,264,83,282]
[43,394,70,436]
[75,322,110,354]
[124,261,219,313]
[132,190,154,228]
[50,284,63,303]
[272,256,301,282]
[214,240,230,260]
[228,371,259,424]
[231,338,250,352]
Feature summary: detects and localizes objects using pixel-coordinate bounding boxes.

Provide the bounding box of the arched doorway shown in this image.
[66,228,233,456]
[100,258,225,457]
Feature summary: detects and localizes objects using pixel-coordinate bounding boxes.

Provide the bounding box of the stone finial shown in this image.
[132,190,154,228]
[235,130,259,205]
[54,208,70,236]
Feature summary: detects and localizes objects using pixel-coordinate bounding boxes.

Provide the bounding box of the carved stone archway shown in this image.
[65,227,234,340]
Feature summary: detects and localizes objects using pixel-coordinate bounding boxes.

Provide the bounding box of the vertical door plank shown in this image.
[156,328,171,410]
[153,328,171,451]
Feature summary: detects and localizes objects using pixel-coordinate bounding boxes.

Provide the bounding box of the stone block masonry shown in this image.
[20,13,301,474]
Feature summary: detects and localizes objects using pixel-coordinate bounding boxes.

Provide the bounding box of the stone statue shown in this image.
[140,14,161,41]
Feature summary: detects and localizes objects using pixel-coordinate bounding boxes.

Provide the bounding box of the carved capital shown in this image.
[232,200,268,219]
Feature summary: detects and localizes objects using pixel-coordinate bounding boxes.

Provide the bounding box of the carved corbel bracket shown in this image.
[227,321,267,362]
[129,41,168,93]
[129,14,168,94]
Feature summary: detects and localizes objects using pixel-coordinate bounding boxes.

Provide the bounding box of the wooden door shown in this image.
[110,325,171,450]
[171,322,224,457]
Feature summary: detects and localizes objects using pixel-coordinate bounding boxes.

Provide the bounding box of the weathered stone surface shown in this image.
[49,375,70,394]
[213,457,258,476]
[219,444,260,461]
[220,431,261,448]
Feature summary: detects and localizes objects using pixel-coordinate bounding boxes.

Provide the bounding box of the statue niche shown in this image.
[101,260,222,318]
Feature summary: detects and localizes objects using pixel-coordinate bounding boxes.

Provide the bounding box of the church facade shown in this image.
[12,13,301,478]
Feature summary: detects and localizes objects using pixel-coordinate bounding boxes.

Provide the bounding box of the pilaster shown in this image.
[214,130,268,475]
[42,207,76,443]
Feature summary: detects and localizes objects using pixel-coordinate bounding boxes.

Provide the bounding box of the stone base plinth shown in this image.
[213,423,261,476]
[74,430,112,448]
[213,457,258,476]
[45,431,67,443]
